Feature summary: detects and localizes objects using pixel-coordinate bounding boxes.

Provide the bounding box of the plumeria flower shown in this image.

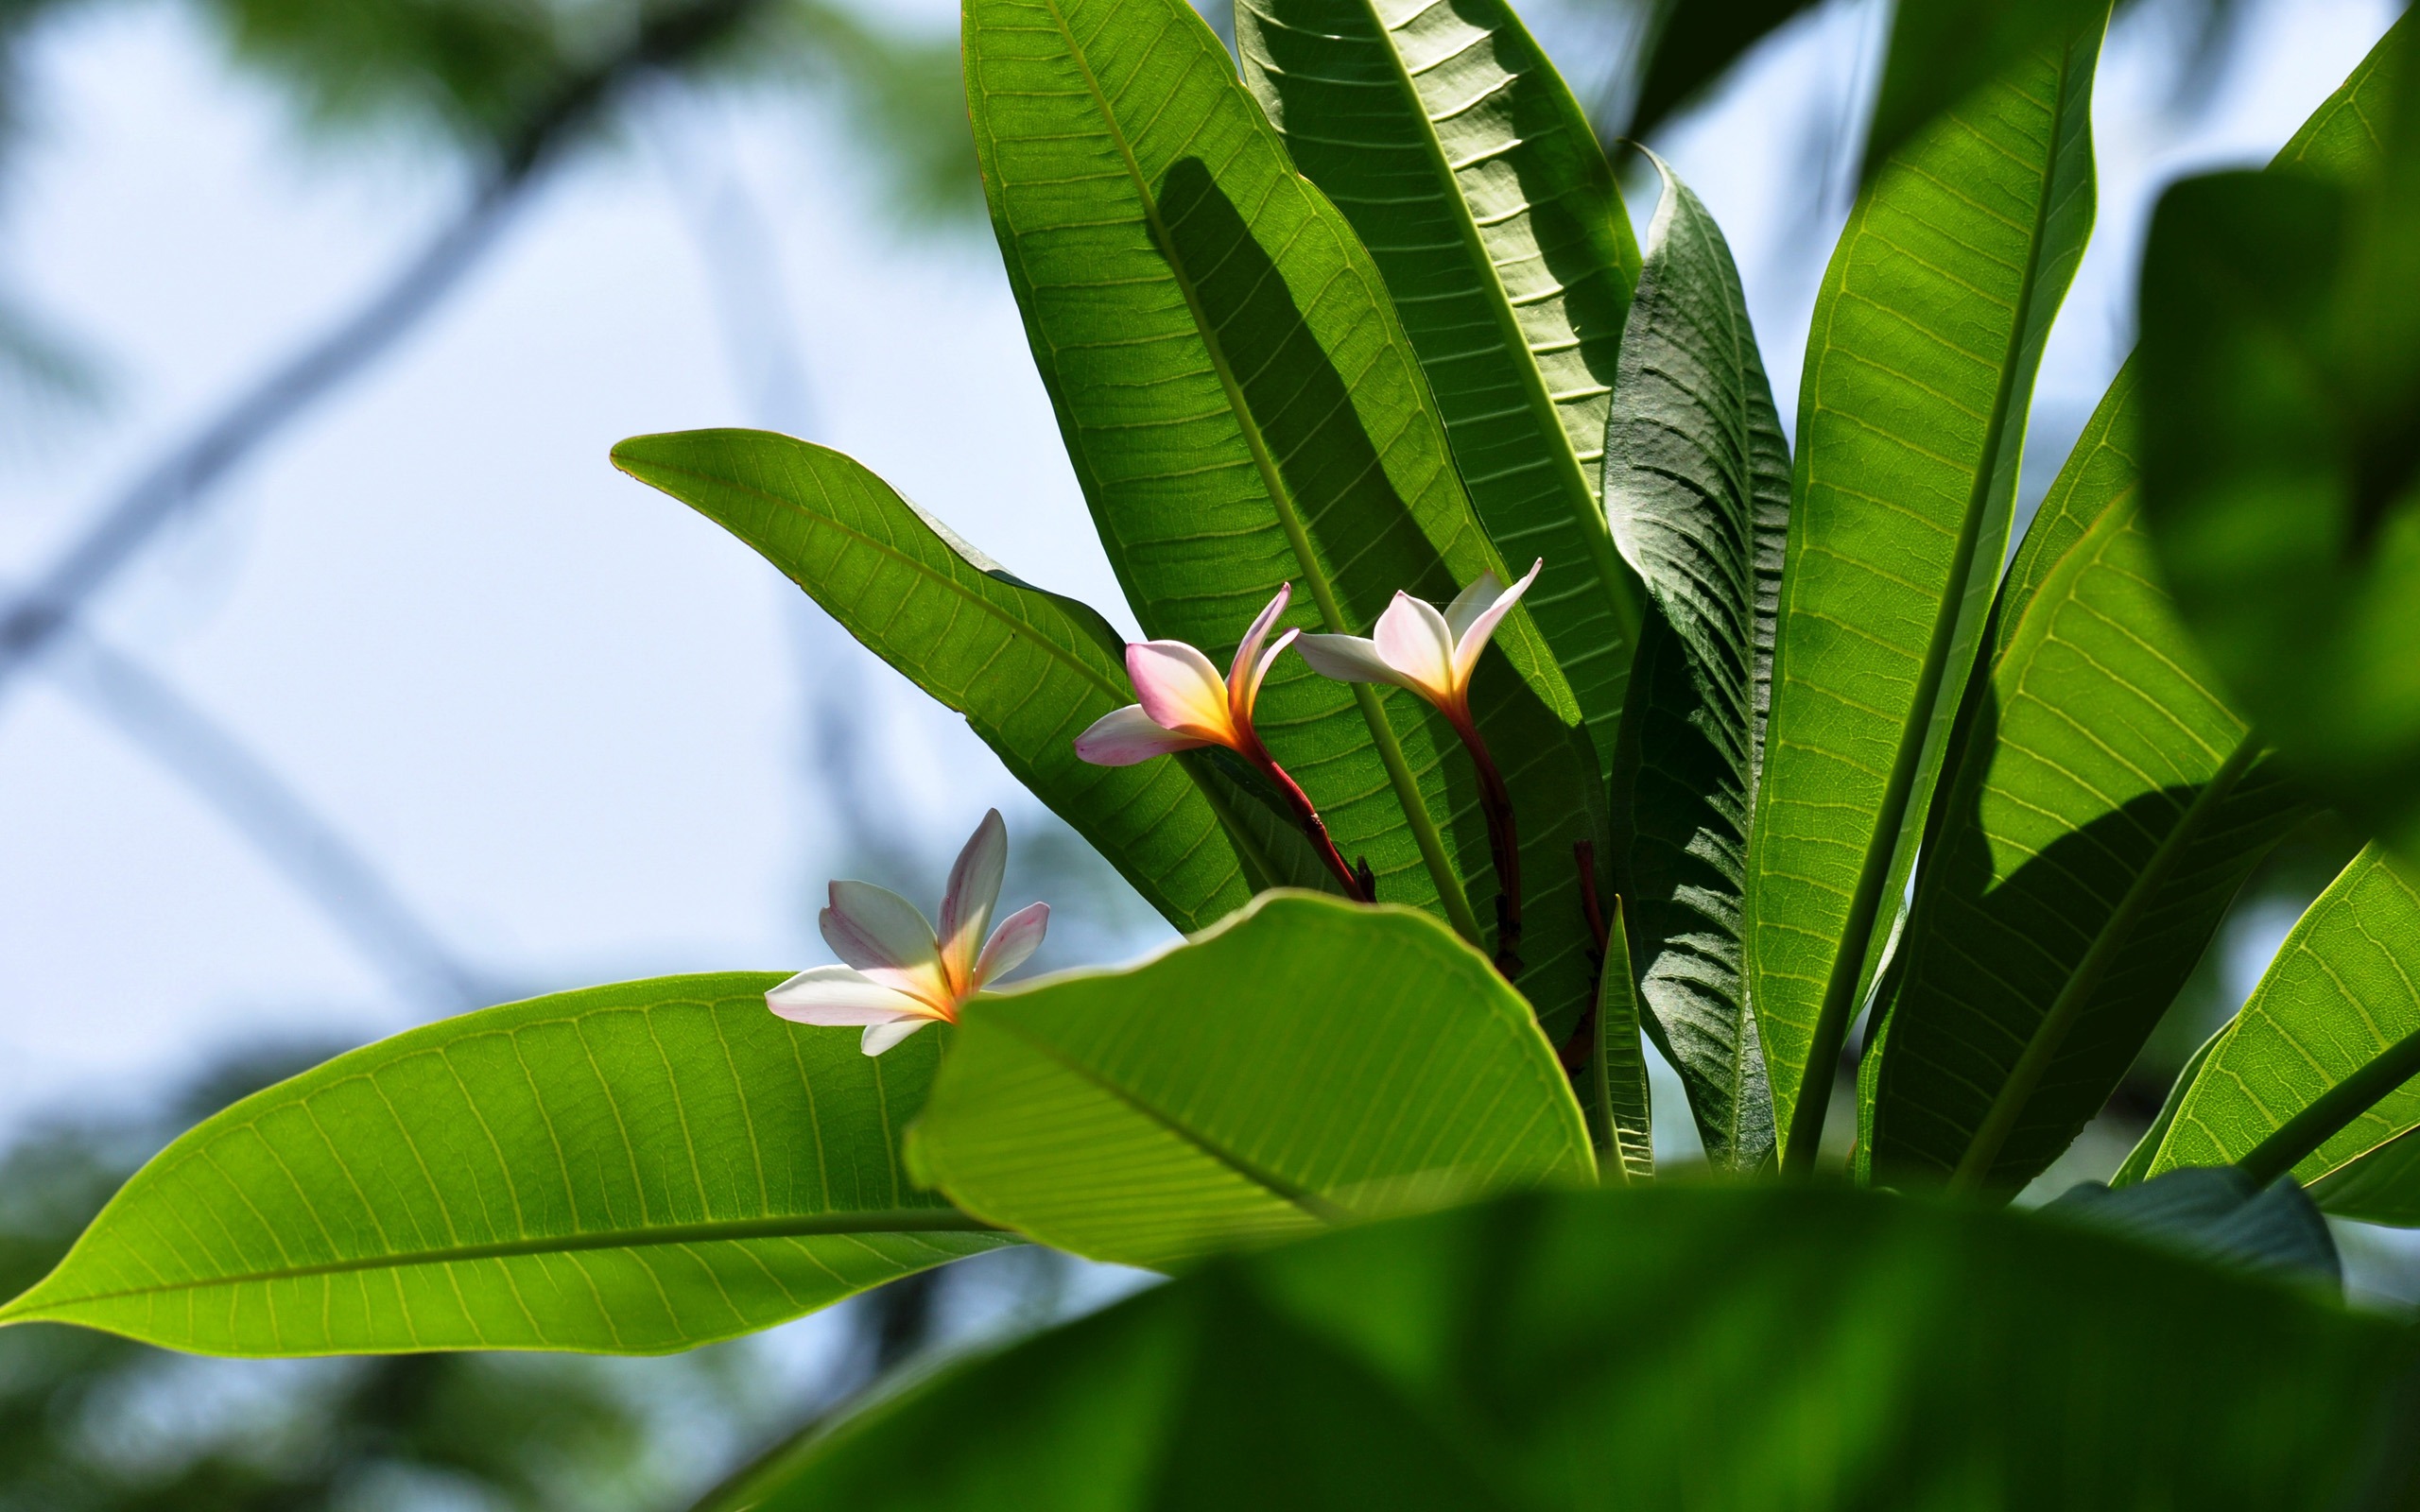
[1293,559,1543,730]
[766,809,1049,1056]
[1295,560,1545,979]
[1074,585,1370,902]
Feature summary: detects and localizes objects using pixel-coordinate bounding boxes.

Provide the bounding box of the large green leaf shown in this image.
[725,1187,2413,1511]
[968,0,1608,1034]
[2138,18,2420,872]
[1235,0,1644,776]
[0,975,1008,1355]
[1599,157,1789,1173]
[1746,16,2103,1168]
[2142,847,2420,1195]
[1860,0,2108,183]
[906,891,1591,1270]
[1865,476,2308,1194]
[614,430,1330,931]
[1869,17,2410,1198]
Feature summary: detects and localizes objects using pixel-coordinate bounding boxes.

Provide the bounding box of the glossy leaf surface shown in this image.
[908,892,1590,1270]
[968,0,1608,1033]
[738,1187,2411,1511]
[2144,848,2420,1194]
[0,976,1008,1355]
[1867,465,2305,1193]
[615,430,1328,930]
[1236,0,1644,774]
[1748,18,2102,1163]
[2138,17,2420,871]
[1600,157,1787,1173]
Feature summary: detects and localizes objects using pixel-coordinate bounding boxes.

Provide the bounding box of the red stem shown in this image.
[1253,750,1372,902]
[1561,841,1607,1073]
[1450,713,1522,978]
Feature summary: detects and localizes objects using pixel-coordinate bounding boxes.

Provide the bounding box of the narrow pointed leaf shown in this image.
[728,1189,2413,1512]
[1748,17,2103,1166]
[614,430,1331,930]
[906,892,1591,1270]
[2138,18,2420,873]
[967,0,1608,1035]
[2145,847,2420,1193]
[0,975,1009,1355]
[1236,0,1645,775]
[1599,158,1788,1172]
[1867,480,2307,1194]
[1585,894,1654,1184]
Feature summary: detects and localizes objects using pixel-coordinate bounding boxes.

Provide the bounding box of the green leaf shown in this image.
[967,0,1610,1035]
[905,891,1591,1270]
[2044,1168,2340,1289]
[2138,18,2420,872]
[1747,15,2103,1169]
[0,975,1009,1355]
[1599,156,1789,1174]
[2308,1121,2420,1226]
[729,1187,2413,1511]
[2145,847,2420,1194]
[1865,477,2308,1194]
[1235,0,1645,777]
[2112,1022,2221,1189]
[614,429,1331,932]
[1860,0,2109,184]
[1587,895,1654,1184]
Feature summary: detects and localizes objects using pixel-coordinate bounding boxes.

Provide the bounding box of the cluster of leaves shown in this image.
[4,0,2419,1504]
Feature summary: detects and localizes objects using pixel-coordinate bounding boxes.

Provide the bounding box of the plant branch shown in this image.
[0,0,769,710]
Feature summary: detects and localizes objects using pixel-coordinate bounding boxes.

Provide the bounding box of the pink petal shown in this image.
[768,966,928,1026]
[1373,591,1460,704]
[1294,632,1413,689]
[1443,569,1508,644]
[1075,704,1215,765]
[974,901,1050,985]
[1226,584,1292,715]
[1126,640,1236,744]
[1237,627,1298,724]
[861,1018,935,1056]
[1451,558,1542,685]
[939,809,1007,989]
[821,882,942,975]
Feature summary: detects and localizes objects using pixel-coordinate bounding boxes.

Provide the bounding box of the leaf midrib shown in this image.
[0,1208,1008,1319]
[1028,0,1479,941]
[1780,36,2089,1173]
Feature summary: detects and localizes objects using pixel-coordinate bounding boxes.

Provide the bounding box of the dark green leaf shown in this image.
[967,0,1609,1035]
[1749,15,2104,1166]
[614,429,1330,931]
[1630,0,1821,142]
[2144,847,2420,1194]
[1600,156,1788,1173]
[0,975,1008,1355]
[906,892,1590,1270]
[735,1186,2413,1510]
[2112,1023,2221,1189]
[2045,1168,2341,1290]
[1236,0,1646,776]
[2138,18,2420,870]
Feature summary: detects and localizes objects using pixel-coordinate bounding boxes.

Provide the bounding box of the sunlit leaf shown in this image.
[0,976,1008,1355]
[1746,15,2103,1166]
[724,1187,2413,1510]
[1236,0,1645,776]
[967,0,1609,1034]
[906,892,1591,1270]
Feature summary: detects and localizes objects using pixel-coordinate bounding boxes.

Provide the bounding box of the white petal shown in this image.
[1226,585,1292,713]
[1294,632,1414,689]
[1075,704,1214,765]
[975,901,1050,985]
[768,966,927,1026]
[1237,627,1298,723]
[1451,558,1543,686]
[1443,570,1507,644]
[939,809,1007,988]
[1127,640,1236,743]
[821,882,942,976]
[1372,591,1459,703]
[861,1018,934,1056]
